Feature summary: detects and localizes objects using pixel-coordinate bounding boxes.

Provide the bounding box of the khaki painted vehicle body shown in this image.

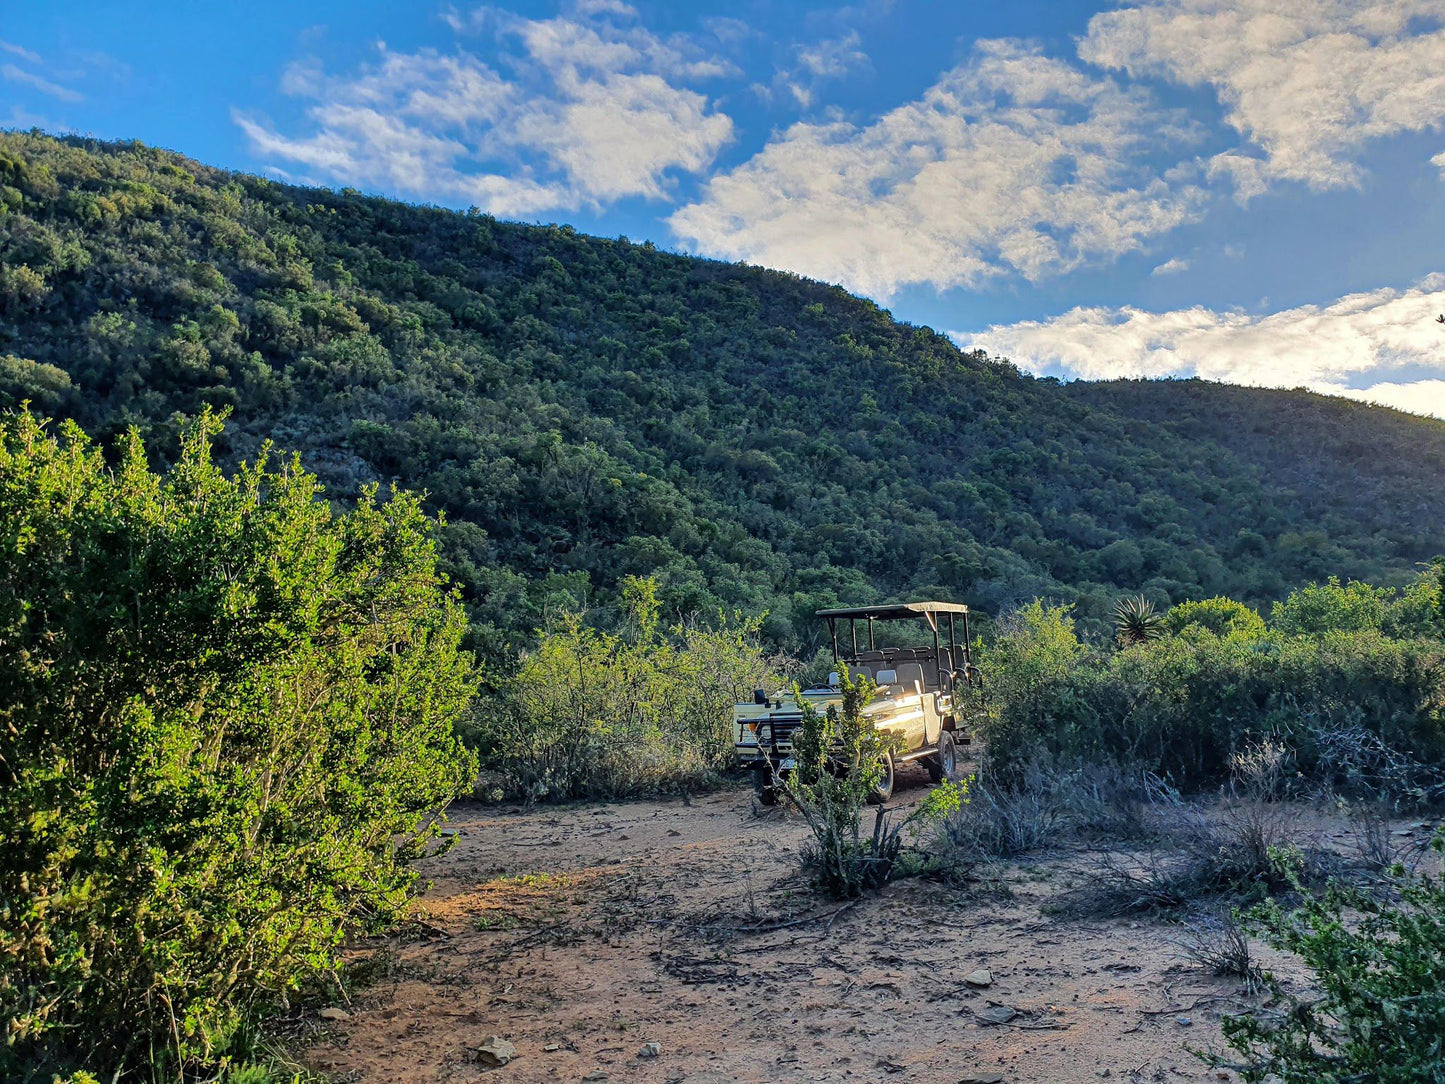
[734,602,980,803]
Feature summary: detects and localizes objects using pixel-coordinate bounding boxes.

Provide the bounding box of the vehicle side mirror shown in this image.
[753,688,768,705]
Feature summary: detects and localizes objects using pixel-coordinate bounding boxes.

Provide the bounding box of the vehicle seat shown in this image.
[874,668,899,693]
[896,662,925,695]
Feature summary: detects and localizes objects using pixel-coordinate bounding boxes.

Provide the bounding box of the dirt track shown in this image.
[304,766,1256,1083]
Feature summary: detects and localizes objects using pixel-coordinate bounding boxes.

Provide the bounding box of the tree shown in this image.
[0,408,478,1075]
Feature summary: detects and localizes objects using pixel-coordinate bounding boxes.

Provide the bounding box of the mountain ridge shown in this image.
[2,130,1442,653]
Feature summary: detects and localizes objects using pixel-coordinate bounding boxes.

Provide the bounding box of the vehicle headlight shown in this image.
[757,724,772,745]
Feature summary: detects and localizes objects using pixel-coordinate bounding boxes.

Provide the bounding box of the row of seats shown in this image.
[827,662,927,692]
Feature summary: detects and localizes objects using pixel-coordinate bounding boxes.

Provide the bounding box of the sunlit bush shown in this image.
[0,410,477,1076]
[470,577,774,800]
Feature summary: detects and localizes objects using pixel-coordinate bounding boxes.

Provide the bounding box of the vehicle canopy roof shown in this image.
[815,601,969,621]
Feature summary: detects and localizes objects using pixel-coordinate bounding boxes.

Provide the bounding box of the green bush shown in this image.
[1270,576,1392,636]
[979,582,1445,789]
[0,410,477,1075]
[1164,596,1266,640]
[469,577,774,800]
[1215,837,1445,1083]
[785,670,963,898]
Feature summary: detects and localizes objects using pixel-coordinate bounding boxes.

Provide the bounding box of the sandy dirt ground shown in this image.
[300,766,1293,1084]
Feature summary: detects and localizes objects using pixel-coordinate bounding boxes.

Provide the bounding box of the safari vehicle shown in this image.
[735,602,980,805]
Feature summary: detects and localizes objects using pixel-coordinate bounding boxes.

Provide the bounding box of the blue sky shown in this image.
[6,0,1445,414]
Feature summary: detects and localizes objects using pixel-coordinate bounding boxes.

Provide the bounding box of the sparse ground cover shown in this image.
[296,766,1436,1084]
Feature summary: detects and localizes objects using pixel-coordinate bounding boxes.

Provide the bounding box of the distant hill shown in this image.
[3,131,1443,655]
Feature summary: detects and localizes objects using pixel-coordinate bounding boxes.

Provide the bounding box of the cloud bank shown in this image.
[955,274,1445,418]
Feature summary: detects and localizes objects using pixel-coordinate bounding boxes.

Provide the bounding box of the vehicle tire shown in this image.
[931,731,960,784]
[867,751,895,804]
[925,741,945,784]
[752,766,778,806]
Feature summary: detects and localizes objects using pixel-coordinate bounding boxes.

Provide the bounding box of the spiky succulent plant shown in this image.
[1113,594,1165,646]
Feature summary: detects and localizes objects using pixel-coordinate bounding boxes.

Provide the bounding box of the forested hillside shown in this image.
[2,131,1443,655]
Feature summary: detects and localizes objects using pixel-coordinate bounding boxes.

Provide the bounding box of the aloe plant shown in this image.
[1114,594,1165,646]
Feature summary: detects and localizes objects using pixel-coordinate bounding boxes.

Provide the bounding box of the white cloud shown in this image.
[1333,378,1445,418]
[670,39,1204,299]
[1151,256,1189,275]
[0,40,42,65]
[1080,0,1445,194]
[796,31,868,78]
[2,61,82,103]
[236,8,733,215]
[775,31,869,108]
[954,274,1445,418]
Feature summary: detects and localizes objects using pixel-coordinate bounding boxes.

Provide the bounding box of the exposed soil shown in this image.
[300,766,1312,1084]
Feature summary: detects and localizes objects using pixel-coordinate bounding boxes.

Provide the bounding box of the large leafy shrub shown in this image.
[1164,596,1266,640]
[0,410,477,1075]
[470,577,773,800]
[1271,577,1392,637]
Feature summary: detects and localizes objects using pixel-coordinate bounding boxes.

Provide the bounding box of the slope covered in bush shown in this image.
[4,131,1445,655]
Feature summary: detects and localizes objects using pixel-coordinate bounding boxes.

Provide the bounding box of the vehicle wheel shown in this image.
[926,742,945,784]
[867,751,895,804]
[931,731,960,783]
[752,766,778,806]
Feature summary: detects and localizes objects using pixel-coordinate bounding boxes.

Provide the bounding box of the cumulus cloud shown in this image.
[1080,0,1445,194]
[1151,256,1189,276]
[235,7,733,215]
[670,39,1204,299]
[954,274,1445,418]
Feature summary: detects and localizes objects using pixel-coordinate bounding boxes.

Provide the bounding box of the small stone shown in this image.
[1099,1071,1112,1078]
[978,1006,1018,1025]
[959,1074,1004,1084]
[582,1074,609,1082]
[639,1042,661,1058]
[476,1036,517,1066]
[318,1007,350,1021]
[1216,1073,1231,1081]
[543,1044,562,1052]
[1176,1015,1193,1027]
[965,969,993,988]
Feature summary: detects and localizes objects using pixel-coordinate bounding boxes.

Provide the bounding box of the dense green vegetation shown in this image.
[468,575,773,801]
[0,410,475,1078]
[5,131,1445,661]
[976,570,1445,792]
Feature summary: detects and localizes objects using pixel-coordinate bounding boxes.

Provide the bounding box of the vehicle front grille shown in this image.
[767,715,802,747]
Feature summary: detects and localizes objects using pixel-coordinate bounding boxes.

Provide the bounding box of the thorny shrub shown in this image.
[1211,837,1445,1084]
